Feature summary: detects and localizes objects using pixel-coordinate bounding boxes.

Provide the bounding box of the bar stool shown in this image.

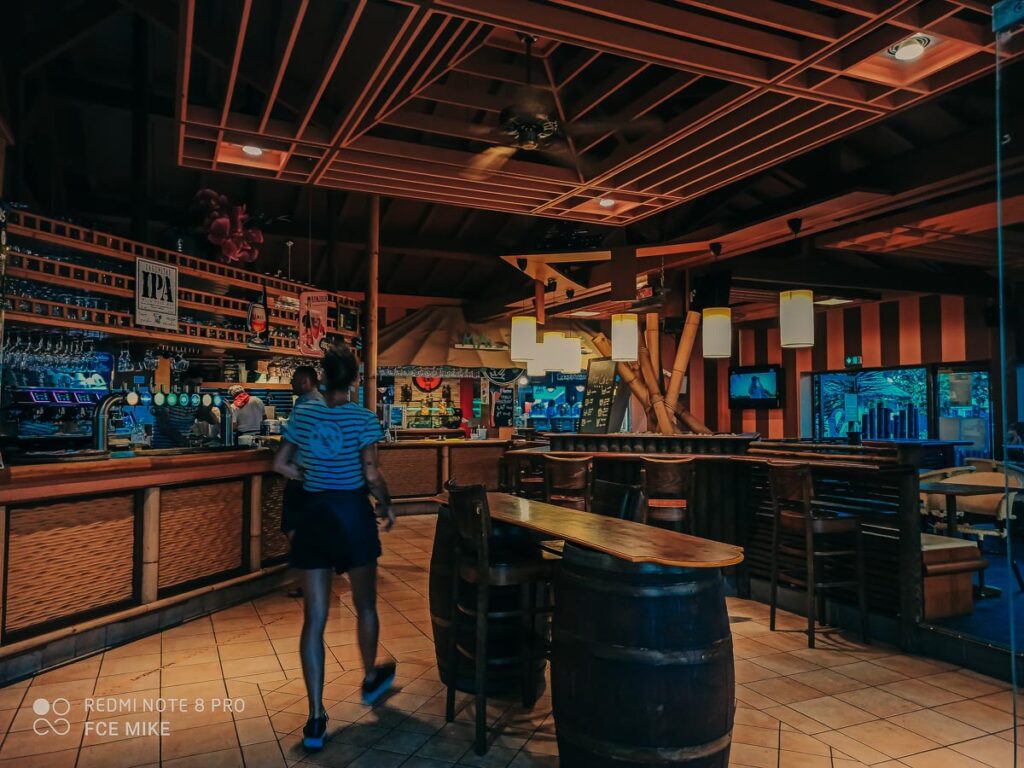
[767,463,869,649]
[444,481,554,755]
[505,454,546,500]
[640,457,697,532]
[544,455,593,511]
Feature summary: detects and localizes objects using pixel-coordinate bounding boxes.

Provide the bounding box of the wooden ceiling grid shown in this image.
[177,0,1011,226]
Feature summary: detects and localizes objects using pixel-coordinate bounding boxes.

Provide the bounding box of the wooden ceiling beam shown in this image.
[674,0,839,42]
[552,0,806,63]
[417,82,506,112]
[258,0,308,133]
[566,60,648,123]
[210,0,252,172]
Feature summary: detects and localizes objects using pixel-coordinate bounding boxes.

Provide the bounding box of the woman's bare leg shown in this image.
[300,568,334,718]
[348,564,379,677]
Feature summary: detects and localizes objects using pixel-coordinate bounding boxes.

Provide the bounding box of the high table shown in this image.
[431,492,743,768]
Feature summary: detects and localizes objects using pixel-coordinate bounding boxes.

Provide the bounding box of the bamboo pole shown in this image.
[665,310,701,412]
[592,333,651,408]
[645,313,660,386]
[638,341,676,434]
[674,403,712,434]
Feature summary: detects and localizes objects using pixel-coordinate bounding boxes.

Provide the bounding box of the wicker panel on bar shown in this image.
[379,448,442,498]
[261,474,290,562]
[6,494,136,634]
[449,445,506,491]
[159,481,244,590]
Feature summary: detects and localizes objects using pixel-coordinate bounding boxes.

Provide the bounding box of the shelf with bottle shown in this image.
[3,294,348,357]
[6,243,356,337]
[6,210,363,311]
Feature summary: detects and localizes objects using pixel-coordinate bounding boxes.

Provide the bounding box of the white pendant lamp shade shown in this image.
[702,307,732,359]
[610,313,639,361]
[526,354,546,377]
[779,289,815,348]
[510,315,538,361]
[540,332,565,372]
[559,335,583,373]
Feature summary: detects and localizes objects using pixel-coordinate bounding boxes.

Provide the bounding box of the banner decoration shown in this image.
[298,291,330,357]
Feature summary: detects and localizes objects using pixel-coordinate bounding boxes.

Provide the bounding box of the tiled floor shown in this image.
[0,513,1022,767]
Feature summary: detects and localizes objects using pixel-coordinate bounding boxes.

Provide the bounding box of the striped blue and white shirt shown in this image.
[282,400,384,492]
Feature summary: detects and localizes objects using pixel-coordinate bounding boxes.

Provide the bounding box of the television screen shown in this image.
[729,365,782,409]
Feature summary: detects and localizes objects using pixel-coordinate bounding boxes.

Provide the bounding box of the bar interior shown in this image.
[0,1,1023,766]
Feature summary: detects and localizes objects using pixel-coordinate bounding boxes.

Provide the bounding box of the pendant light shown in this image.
[540,331,565,371]
[779,289,814,348]
[510,315,538,361]
[610,313,639,361]
[558,335,583,373]
[526,353,546,378]
[702,307,732,359]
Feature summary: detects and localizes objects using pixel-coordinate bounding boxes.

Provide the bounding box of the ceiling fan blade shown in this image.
[460,145,518,180]
[565,114,663,137]
[537,143,597,180]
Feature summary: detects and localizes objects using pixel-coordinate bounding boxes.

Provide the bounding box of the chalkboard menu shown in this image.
[492,387,515,428]
[579,358,629,434]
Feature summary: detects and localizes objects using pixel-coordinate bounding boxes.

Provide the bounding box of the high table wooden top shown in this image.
[919,481,1015,496]
[482,492,744,569]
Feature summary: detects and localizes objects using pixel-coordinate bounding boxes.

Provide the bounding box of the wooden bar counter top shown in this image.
[485,492,743,568]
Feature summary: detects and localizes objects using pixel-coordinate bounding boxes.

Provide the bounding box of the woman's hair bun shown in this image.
[322,345,359,391]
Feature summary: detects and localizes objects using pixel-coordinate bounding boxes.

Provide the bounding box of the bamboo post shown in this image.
[592,333,651,409]
[645,313,660,385]
[364,194,380,412]
[674,402,712,434]
[665,310,701,412]
[638,341,676,434]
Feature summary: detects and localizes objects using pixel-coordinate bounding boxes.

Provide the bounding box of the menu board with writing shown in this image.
[492,387,515,428]
[579,358,629,434]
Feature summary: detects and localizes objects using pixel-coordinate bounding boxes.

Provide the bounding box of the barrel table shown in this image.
[433,492,744,768]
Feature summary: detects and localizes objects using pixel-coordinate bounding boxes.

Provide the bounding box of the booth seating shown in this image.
[443,482,554,755]
[921,533,988,620]
[768,463,870,649]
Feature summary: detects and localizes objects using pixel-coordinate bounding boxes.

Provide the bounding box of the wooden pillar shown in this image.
[364,194,380,412]
[248,475,262,572]
[140,488,160,603]
[534,279,546,325]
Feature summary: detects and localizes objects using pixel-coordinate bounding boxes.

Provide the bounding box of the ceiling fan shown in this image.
[460,34,660,180]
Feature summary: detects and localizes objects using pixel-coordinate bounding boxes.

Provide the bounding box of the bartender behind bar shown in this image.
[228,384,266,437]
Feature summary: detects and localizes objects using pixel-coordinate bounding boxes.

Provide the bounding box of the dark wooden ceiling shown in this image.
[177,0,1007,226]
[1,0,1022,312]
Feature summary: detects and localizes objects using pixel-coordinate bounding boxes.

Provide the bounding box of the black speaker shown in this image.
[690,270,731,312]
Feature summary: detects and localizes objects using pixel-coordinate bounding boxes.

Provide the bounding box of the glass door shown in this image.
[935,366,993,459]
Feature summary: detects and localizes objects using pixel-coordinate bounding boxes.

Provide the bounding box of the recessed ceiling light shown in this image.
[241,144,264,157]
[571,310,600,317]
[815,298,854,306]
[597,198,616,208]
[887,35,931,62]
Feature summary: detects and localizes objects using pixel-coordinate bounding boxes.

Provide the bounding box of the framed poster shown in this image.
[135,258,178,331]
[298,291,330,356]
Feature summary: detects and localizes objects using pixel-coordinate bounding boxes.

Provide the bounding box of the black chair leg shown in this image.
[474,583,489,755]
[520,583,534,708]
[805,526,816,649]
[769,517,780,632]
[1013,553,1024,592]
[856,528,870,644]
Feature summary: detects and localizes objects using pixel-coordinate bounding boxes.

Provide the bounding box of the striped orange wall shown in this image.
[685,295,994,437]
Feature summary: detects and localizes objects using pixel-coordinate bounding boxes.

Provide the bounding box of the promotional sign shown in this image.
[135,258,178,330]
[297,291,330,357]
[492,387,515,428]
[579,357,629,434]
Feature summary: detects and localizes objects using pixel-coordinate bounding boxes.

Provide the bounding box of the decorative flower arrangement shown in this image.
[193,189,264,263]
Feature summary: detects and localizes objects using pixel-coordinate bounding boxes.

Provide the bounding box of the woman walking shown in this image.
[273,345,397,750]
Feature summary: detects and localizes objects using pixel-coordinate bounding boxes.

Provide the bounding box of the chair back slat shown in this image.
[768,462,814,520]
[591,479,644,521]
[641,457,696,498]
[445,480,492,566]
[544,455,592,490]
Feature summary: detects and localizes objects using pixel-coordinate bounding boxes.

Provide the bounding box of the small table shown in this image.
[918,481,1011,539]
[919,480,1013,598]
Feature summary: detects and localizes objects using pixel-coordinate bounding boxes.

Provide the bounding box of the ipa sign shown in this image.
[135,258,178,331]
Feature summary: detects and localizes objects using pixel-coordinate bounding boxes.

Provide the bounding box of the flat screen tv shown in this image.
[729,365,783,409]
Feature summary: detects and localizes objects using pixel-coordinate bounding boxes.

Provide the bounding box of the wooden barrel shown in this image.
[428,507,546,694]
[552,543,734,768]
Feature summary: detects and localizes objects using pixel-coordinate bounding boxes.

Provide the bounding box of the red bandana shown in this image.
[232,391,251,409]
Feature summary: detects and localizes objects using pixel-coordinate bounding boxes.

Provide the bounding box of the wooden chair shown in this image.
[544,455,592,511]
[591,479,645,522]
[507,453,546,500]
[768,463,869,649]
[640,457,697,532]
[444,481,554,755]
